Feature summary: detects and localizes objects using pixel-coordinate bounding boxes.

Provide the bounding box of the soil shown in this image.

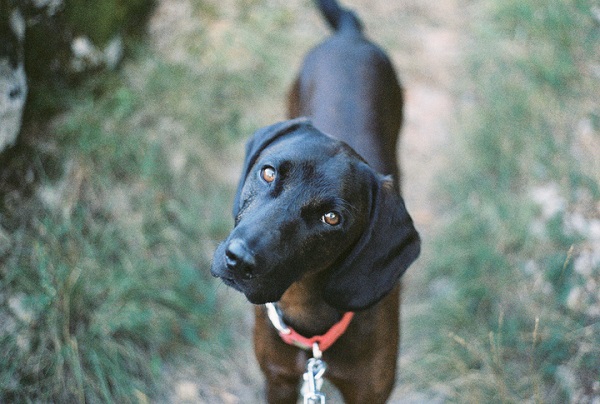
[150,0,467,401]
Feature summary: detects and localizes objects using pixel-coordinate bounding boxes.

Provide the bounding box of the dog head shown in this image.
[211,118,420,311]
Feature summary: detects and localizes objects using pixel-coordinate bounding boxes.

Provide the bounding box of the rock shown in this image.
[0,7,27,152]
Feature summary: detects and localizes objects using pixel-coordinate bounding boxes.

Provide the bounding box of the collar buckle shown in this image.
[265,302,291,335]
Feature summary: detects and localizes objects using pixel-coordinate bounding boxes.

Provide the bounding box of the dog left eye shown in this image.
[261,166,276,183]
[321,211,341,226]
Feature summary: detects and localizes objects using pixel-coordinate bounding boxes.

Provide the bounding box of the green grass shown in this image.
[410,0,600,401]
[0,61,227,401]
[0,0,303,400]
[2,0,599,401]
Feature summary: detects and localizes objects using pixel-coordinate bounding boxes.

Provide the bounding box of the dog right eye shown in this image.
[321,211,341,226]
[261,166,276,183]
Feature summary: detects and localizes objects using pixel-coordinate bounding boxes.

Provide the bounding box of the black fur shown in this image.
[211,119,420,311]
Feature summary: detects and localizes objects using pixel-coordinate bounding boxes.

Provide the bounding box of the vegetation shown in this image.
[23,0,155,118]
[64,0,155,45]
[1,0,297,400]
[409,0,600,401]
[1,0,598,401]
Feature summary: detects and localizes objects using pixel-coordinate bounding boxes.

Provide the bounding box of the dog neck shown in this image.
[276,270,346,337]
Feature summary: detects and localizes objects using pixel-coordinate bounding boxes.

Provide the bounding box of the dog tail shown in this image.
[315,0,363,33]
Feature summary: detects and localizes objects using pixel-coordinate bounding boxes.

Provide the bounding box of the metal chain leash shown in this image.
[302,343,327,404]
[265,304,351,404]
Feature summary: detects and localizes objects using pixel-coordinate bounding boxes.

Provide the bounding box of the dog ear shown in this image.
[323,172,420,311]
[233,117,312,218]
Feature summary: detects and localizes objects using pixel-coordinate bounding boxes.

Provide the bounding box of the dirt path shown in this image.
[149,0,465,401]
[384,1,463,401]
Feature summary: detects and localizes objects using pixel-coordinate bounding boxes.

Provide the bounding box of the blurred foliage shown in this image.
[22,0,155,119]
[0,60,225,401]
[1,0,299,400]
[64,0,155,45]
[412,0,600,401]
[4,0,600,401]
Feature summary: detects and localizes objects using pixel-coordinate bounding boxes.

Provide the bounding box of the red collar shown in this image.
[265,303,354,352]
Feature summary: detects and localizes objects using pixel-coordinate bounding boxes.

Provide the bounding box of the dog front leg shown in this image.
[264,372,301,404]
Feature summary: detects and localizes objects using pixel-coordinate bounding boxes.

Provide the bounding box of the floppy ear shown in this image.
[232,117,312,218]
[323,173,420,311]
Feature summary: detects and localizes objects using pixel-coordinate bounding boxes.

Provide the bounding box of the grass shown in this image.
[1,0,599,401]
[0,60,227,401]
[408,0,600,402]
[0,0,302,400]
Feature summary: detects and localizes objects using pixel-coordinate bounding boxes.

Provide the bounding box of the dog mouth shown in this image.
[211,254,288,304]
[218,275,239,289]
[218,275,286,304]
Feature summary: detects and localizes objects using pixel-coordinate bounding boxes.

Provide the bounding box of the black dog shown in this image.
[213,118,418,309]
[211,0,420,402]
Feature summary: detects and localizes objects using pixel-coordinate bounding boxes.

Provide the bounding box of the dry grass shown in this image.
[1,0,598,401]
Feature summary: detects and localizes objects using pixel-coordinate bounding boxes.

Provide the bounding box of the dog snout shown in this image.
[225,239,256,276]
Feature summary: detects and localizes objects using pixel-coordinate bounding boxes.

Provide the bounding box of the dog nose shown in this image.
[225,239,256,273]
